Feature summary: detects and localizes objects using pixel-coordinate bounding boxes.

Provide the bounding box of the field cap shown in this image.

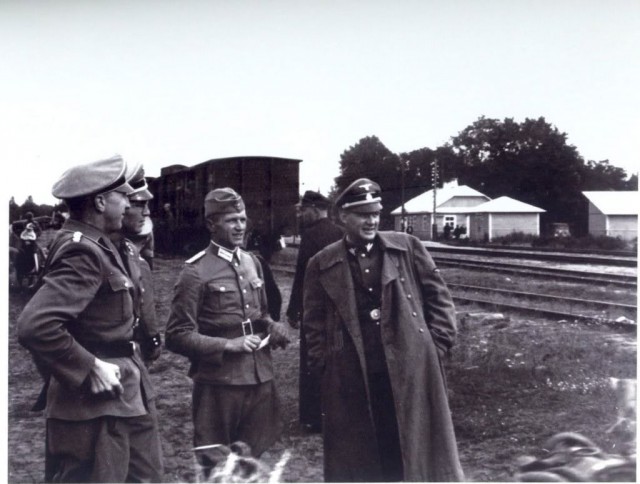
[204,187,245,216]
[297,190,331,209]
[335,178,383,213]
[51,155,135,200]
[128,164,154,201]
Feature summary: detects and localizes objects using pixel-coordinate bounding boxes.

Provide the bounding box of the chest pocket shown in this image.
[86,273,134,323]
[205,280,239,313]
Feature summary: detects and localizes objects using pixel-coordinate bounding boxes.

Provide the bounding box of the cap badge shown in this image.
[360,183,372,191]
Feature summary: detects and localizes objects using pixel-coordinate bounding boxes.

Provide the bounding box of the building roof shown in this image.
[391,184,490,215]
[471,196,545,213]
[583,191,639,216]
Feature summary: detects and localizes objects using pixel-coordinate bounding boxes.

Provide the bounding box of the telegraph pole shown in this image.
[431,158,438,240]
[400,155,406,232]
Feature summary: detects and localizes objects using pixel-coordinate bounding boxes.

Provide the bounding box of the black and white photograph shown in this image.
[3,1,638,482]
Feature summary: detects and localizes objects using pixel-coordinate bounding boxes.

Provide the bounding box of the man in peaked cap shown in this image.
[286,190,343,433]
[166,187,291,475]
[303,178,464,481]
[111,164,163,365]
[18,155,163,483]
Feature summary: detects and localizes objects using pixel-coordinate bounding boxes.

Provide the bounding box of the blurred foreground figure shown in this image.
[303,178,464,482]
[166,187,291,478]
[17,155,163,483]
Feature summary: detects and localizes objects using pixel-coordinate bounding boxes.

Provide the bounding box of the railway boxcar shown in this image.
[147,156,301,258]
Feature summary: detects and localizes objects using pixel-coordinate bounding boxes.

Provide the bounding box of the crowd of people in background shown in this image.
[13,154,463,483]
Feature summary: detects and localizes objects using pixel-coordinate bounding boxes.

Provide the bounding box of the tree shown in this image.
[581,159,636,191]
[448,116,588,234]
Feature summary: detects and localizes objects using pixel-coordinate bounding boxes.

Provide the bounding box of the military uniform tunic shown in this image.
[17,219,162,482]
[166,242,283,457]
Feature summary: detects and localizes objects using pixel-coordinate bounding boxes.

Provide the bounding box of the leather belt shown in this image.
[84,340,136,358]
[202,319,269,339]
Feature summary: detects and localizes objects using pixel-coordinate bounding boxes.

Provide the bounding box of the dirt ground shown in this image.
[7,255,637,482]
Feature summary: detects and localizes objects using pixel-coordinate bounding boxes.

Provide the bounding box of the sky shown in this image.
[1,0,639,208]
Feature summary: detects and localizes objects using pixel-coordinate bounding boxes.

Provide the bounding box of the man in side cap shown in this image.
[17,155,164,483]
[303,178,464,482]
[286,190,343,433]
[165,187,291,476]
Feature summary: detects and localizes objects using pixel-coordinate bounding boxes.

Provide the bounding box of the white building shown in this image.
[391,181,545,241]
[390,181,489,240]
[468,196,545,242]
[582,191,638,241]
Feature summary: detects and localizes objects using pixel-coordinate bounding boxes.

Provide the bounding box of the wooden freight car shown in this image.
[147,156,301,259]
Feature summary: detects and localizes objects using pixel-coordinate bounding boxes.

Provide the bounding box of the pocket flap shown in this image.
[207,282,237,293]
[250,278,264,289]
[107,274,132,292]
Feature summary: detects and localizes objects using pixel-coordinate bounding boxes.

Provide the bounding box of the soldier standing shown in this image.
[165,187,291,476]
[17,155,163,483]
[286,190,343,433]
[111,164,163,364]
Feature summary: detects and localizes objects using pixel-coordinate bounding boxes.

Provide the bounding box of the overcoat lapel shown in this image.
[318,246,366,368]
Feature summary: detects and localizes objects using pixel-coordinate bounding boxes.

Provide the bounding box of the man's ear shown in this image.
[93,194,107,213]
[338,210,347,224]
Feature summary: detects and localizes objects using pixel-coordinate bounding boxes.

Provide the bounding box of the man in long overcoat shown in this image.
[286,190,343,432]
[303,178,464,482]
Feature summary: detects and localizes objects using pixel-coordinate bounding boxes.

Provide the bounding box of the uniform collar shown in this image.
[344,236,378,257]
[210,240,240,263]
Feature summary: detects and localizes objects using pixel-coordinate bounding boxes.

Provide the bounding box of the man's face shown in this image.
[297,205,318,228]
[102,191,131,233]
[209,210,247,249]
[340,209,380,244]
[122,200,150,236]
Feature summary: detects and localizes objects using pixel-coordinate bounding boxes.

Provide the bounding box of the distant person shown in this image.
[286,190,343,433]
[303,178,464,481]
[17,155,163,482]
[165,187,291,477]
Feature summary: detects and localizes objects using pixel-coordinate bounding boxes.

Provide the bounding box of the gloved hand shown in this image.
[268,321,291,349]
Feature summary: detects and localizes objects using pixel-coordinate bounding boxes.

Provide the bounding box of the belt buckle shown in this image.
[369,308,381,321]
[242,319,253,336]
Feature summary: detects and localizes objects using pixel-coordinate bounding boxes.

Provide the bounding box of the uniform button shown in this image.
[412,312,417,317]
[407,294,412,299]
[400,277,405,282]
[368,288,373,292]
[419,328,424,333]
[361,253,366,258]
[234,263,239,267]
[245,304,250,308]
[365,269,370,273]
[376,322,380,326]
[243,289,247,294]
[239,276,244,280]
[220,287,226,292]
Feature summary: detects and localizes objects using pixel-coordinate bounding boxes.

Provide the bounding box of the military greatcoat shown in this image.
[303,231,464,482]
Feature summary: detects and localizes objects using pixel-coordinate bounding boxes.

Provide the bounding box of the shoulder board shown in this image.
[186,250,206,264]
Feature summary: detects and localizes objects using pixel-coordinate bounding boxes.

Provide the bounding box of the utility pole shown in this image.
[431,158,438,240]
[400,155,406,232]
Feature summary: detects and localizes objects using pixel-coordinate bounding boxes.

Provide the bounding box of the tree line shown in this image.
[332,116,637,235]
[9,116,637,237]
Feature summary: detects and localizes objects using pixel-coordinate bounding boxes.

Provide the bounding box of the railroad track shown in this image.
[425,244,637,268]
[433,257,637,287]
[270,263,637,327]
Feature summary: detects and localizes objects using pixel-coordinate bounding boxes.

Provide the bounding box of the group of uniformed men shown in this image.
[17,154,463,482]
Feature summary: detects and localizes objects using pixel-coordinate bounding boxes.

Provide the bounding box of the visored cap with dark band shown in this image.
[51,155,135,200]
[128,164,154,201]
[335,178,383,212]
[204,187,245,216]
